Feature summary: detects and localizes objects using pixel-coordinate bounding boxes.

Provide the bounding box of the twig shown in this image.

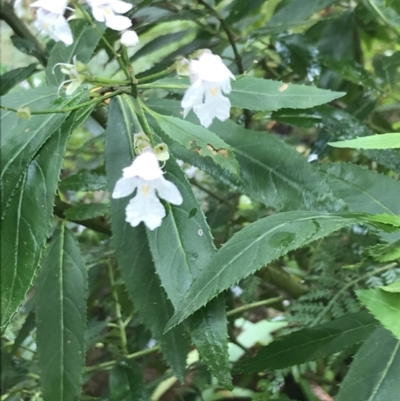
[226,296,284,317]
[0,90,122,115]
[54,198,111,235]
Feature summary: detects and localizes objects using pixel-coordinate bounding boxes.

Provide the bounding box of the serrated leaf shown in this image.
[10,35,44,62]
[380,280,400,293]
[144,77,345,112]
[329,133,400,149]
[261,0,339,34]
[0,63,39,96]
[109,360,149,401]
[146,159,231,387]
[336,327,400,401]
[235,311,378,373]
[0,87,89,216]
[226,0,267,24]
[105,96,190,381]
[1,108,91,329]
[229,77,345,111]
[147,99,341,212]
[151,113,239,176]
[320,163,400,216]
[64,203,109,220]
[59,171,108,192]
[46,19,103,86]
[367,241,400,263]
[357,289,400,340]
[35,224,87,401]
[273,106,400,173]
[166,211,359,330]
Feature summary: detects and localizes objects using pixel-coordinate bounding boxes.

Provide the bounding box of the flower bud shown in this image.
[121,30,139,47]
[154,143,170,161]
[17,107,31,120]
[134,132,151,154]
[175,58,190,76]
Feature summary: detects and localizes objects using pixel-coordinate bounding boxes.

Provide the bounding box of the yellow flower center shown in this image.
[210,87,219,97]
[141,185,151,195]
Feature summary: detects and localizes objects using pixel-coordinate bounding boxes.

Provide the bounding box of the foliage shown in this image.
[1,0,399,400]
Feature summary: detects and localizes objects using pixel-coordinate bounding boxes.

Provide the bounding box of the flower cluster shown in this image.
[27,0,138,47]
[181,50,235,128]
[112,142,183,231]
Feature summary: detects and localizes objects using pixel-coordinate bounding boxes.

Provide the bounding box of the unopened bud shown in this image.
[175,58,190,76]
[134,132,151,154]
[154,143,170,161]
[121,30,139,47]
[17,107,31,120]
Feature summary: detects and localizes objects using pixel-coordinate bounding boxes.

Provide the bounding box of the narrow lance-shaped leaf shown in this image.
[357,289,400,340]
[35,223,88,401]
[235,311,378,373]
[328,133,400,149]
[1,87,89,216]
[166,211,360,330]
[0,63,38,96]
[105,95,190,381]
[319,163,400,216]
[147,99,342,213]
[146,158,231,388]
[151,112,240,176]
[142,76,345,112]
[1,106,92,329]
[336,327,400,401]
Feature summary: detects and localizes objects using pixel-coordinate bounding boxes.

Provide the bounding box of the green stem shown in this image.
[137,83,188,90]
[75,2,131,80]
[226,296,284,317]
[85,76,131,86]
[85,346,160,373]
[107,262,129,355]
[1,90,122,115]
[135,98,155,145]
[138,64,177,84]
[312,262,398,326]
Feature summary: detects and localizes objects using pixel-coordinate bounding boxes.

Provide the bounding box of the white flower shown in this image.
[86,0,133,31]
[181,51,235,128]
[121,30,139,47]
[112,150,183,230]
[31,0,73,45]
[53,55,88,95]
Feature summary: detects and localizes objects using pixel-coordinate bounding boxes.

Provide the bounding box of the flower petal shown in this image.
[112,176,138,198]
[110,0,133,14]
[125,191,166,230]
[105,13,132,30]
[122,152,162,181]
[154,177,183,205]
[181,80,204,117]
[91,5,106,22]
[66,80,81,96]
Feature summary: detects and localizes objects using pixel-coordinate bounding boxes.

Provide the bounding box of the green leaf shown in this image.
[151,112,240,176]
[59,171,108,192]
[357,289,400,340]
[46,19,103,86]
[336,327,400,401]
[146,159,231,387]
[1,108,90,329]
[329,133,400,149]
[0,87,89,216]
[64,203,109,220]
[105,96,190,381]
[320,163,400,216]
[367,241,400,263]
[273,105,400,173]
[35,224,87,401]
[147,99,341,212]
[109,360,149,401]
[147,77,345,112]
[367,0,400,29]
[230,77,345,111]
[10,35,43,62]
[262,0,339,34]
[381,280,400,293]
[166,211,359,330]
[0,63,39,96]
[226,0,267,24]
[235,311,378,373]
